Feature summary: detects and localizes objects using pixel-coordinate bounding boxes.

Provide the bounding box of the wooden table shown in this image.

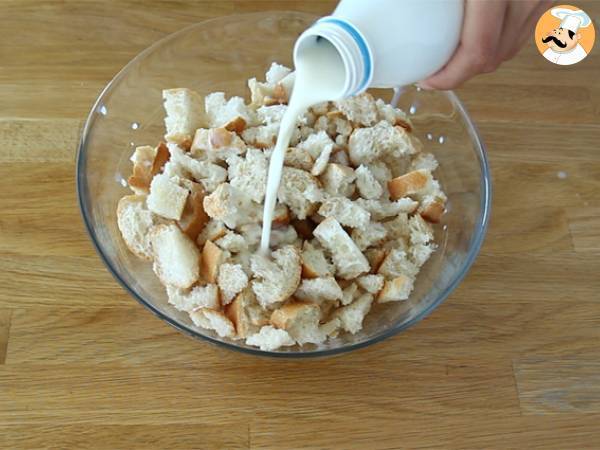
[2,1,599,448]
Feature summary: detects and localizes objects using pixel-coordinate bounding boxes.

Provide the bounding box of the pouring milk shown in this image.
[260,0,464,253]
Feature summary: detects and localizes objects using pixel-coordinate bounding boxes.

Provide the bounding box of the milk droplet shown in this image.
[409,105,417,114]
[426,133,433,141]
[438,135,445,144]
[557,171,567,179]
[98,105,108,116]
[131,122,140,130]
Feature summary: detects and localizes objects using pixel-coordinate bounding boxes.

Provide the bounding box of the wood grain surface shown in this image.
[1,1,599,449]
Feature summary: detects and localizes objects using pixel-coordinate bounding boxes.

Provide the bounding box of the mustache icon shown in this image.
[542,35,567,48]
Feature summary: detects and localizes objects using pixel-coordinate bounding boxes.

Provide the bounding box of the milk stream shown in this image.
[260,39,345,253]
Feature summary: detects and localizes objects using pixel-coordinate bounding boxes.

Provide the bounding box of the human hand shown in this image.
[420,0,552,90]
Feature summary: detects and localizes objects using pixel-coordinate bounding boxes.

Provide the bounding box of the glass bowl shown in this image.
[77,11,491,357]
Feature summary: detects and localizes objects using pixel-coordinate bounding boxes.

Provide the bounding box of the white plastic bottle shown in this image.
[294,0,464,96]
[260,0,464,253]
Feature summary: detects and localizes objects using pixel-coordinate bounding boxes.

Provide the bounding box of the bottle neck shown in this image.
[294,17,373,98]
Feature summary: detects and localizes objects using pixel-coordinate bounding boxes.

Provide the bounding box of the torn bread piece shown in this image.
[217,263,249,305]
[388,169,432,200]
[294,276,343,303]
[168,144,227,192]
[378,275,414,303]
[410,242,437,268]
[301,241,334,278]
[277,167,323,219]
[117,195,162,260]
[241,125,278,149]
[270,300,325,345]
[203,182,253,229]
[313,218,370,280]
[408,214,435,246]
[331,148,350,166]
[418,195,446,223]
[196,220,227,247]
[215,231,248,253]
[375,98,413,131]
[334,293,373,334]
[150,224,200,289]
[357,274,384,295]
[204,92,256,131]
[348,120,414,166]
[355,164,383,200]
[334,92,378,127]
[190,308,236,338]
[128,142,170,194]
[201,240,228,284]
[250,245,301,308]
[320,163,355,197]
[365,248,387,274]
[238,223,262,248]
[297,130,335,160]
[246,325,295,351]
[340,282,359,306]
[378,248,419,280]
[177,181,210,241]
[354,198,418,221]
[146,172,189,220]
[224,288,266,338]
[318,197,370,229]
[351,222,388,251]
[269,226,299,248]
[162,88,206,145]
[166,283,219,312]
[227,148,267,203]
[284,147,314,171]
[410,152,438,172]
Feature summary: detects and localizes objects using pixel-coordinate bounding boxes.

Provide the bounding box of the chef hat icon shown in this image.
[551,7,592,33]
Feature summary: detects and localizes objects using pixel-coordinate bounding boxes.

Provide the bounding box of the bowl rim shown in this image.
[76,11,492,358]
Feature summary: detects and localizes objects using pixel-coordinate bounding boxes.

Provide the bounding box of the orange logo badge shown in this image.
[535,4,595,65]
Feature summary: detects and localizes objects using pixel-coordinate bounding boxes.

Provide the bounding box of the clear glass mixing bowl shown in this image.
[77,12,491,357]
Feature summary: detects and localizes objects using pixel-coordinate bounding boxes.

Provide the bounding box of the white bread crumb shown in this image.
[246,325,295,351]
[201,240,228,284]
[217,263,249,305]
[378,275,414,303]
[320,163,355,198]
[190,308,236,338]
[285,147,314,171]
[117,195,160,260]
[162,88,206,145]
[356,274,384,294]
[354,198,418,221]
[351,222,388,251]
[146,173,189,220]
[313,217,370,280]
[378,248,419,279]
[318,197,370,229]
[227,148,267,203]
[277,167,323,219]
[150,224,200,289]
[294,276,343,302]
[334,92,378,126]
[205,92,256,130]
[196,220,227,247]
[301,241,334,278]
[355,165,383,200]
[335,293,373,334]
[203,182,252,229]
[224,288,266,338]
[166,283,219,312]
[270,300,325,345]
[215,231,248,253]
[340,282,359,306]
[250,245,301,307]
